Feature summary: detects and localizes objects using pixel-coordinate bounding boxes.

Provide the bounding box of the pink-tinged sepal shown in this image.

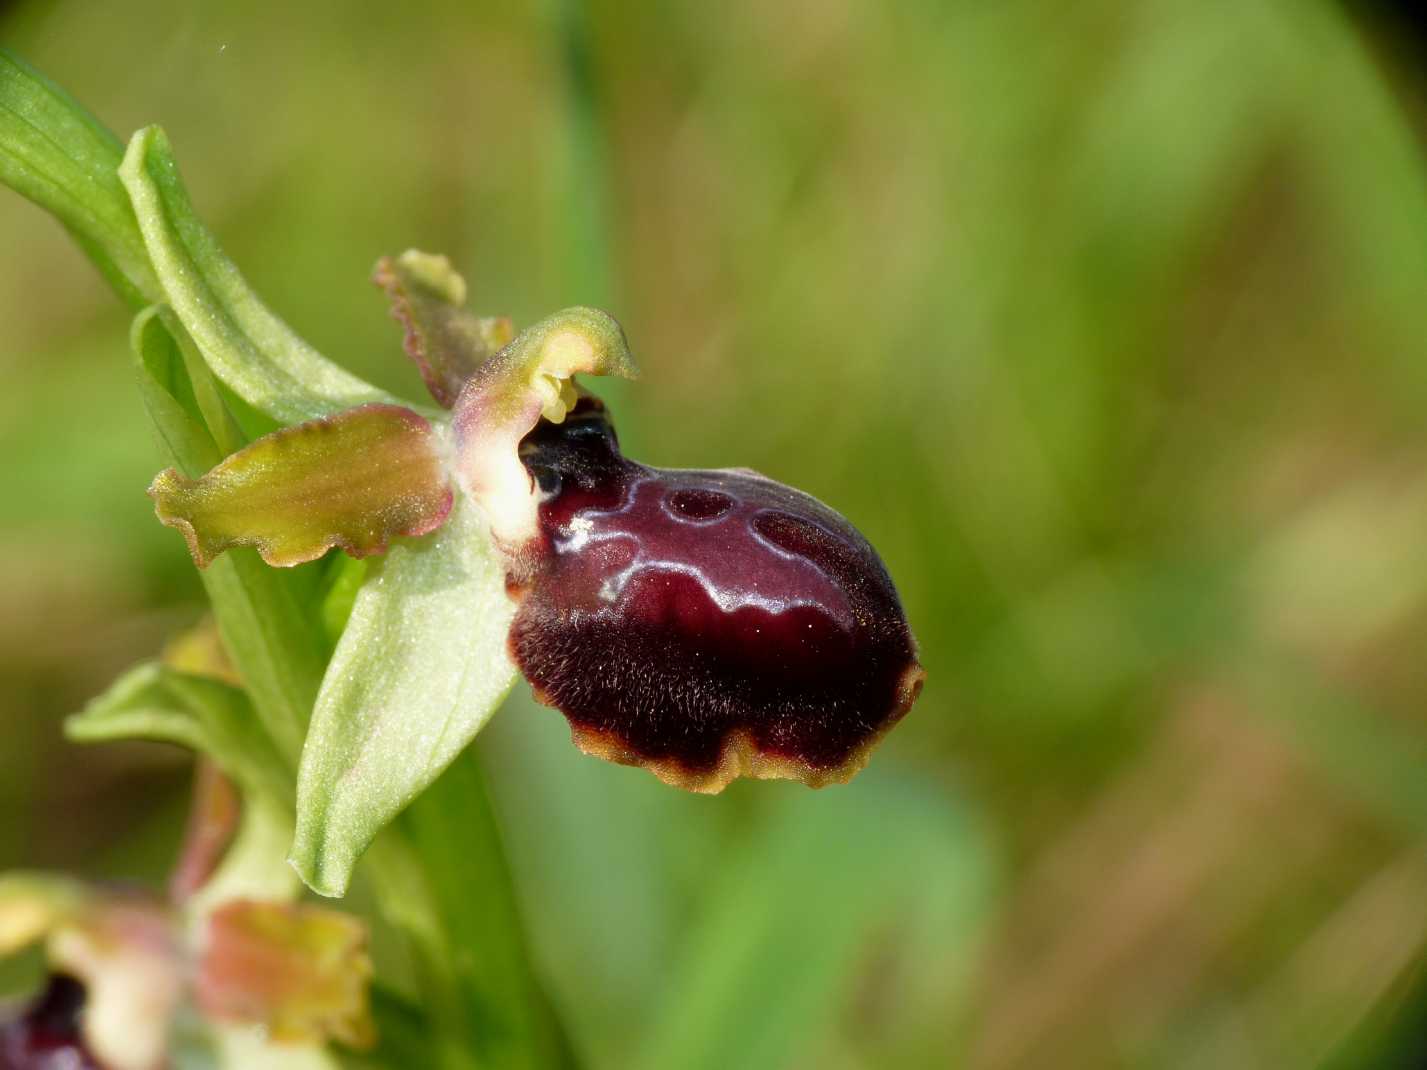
[149,403,453,568]
[196,899,374,1049]
[373,250,513,408]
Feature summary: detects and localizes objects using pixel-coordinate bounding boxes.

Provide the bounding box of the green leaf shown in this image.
[0,48,158,306]
[134,305,555,1058]
[394,752,575,1070]
[132,309,330,762]
[291,495,518,897]
[66,662,292,811]
[119,125,404,424]
[131,306,223,475]
[150,403,453,569]
[632,781,993,1070]
[373,250,514,409]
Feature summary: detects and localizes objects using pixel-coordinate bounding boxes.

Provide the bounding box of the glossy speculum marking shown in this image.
[510,398,924,793]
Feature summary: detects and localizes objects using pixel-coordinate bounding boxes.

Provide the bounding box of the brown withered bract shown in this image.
[508,398,924,793]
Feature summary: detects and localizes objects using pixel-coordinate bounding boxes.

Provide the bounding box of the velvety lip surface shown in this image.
[510,399,923,792]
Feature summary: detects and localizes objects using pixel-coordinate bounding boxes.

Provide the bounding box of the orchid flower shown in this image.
[1,47,927,1068]
[0,52,922,904]
[1,629,373,1070]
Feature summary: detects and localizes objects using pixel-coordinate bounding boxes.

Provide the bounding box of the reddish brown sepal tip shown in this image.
[373,251,513,409]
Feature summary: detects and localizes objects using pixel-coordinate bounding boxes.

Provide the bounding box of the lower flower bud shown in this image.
[1,975,103,1070]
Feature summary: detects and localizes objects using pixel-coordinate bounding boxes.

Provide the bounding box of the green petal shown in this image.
[290,495,517,897]
[451,306,636,544]
[373,250,514,408]
[149,404,453,569]
[119,125,403,423]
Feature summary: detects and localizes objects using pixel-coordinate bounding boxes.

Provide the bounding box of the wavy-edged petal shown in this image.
[149,403,453,569]
[373,250,513,408]
[451,306,636,547]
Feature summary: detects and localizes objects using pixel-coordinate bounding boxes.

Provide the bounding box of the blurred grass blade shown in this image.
[390,753,574,1070]
[341,985,446,1070]
[66,662,292,810]
[132,308,330,762]
[291,495,518,897]
[0,48,158,306]
[633,782,992,1070]
[120,125,403,424]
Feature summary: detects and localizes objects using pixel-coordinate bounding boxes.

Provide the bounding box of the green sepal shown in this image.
[290,496,517,897]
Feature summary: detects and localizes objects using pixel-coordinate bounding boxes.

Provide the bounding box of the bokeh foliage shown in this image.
[2,1,1426,1067]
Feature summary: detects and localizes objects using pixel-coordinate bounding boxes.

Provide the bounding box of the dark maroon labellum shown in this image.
[0,975,103,1070]
[510,398,924,792]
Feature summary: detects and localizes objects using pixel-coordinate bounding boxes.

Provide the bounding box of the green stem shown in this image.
[0,49,564,1069]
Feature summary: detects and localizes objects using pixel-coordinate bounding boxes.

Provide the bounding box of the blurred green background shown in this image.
[4,1,1427,1066]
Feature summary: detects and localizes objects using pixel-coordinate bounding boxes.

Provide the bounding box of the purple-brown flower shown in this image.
[148,250,925,794]
[509,398,923,791]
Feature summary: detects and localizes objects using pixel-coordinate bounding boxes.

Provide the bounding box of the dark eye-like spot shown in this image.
[666,488,734,522]
[753,509,885,601]
[753,509,832,558]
